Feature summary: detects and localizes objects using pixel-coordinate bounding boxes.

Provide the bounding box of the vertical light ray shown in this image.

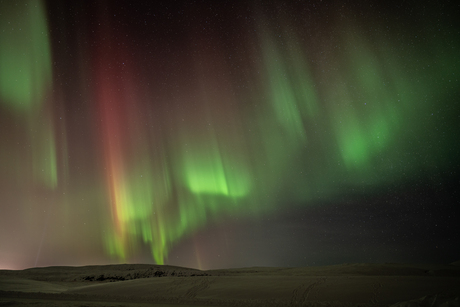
[0,0,52,110]
[0,0,57,189]
[30,115,58,188]
[259,29,308,145]
[96,62,130,260]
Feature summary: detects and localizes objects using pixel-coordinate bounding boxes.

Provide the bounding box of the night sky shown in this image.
[0,0,459,270]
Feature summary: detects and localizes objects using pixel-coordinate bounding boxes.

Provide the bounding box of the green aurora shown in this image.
[0,0,458,268]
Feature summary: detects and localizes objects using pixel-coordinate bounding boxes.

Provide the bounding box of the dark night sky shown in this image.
[0,0,459,270]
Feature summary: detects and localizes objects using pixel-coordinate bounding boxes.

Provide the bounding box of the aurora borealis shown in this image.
[0,0,459,270]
